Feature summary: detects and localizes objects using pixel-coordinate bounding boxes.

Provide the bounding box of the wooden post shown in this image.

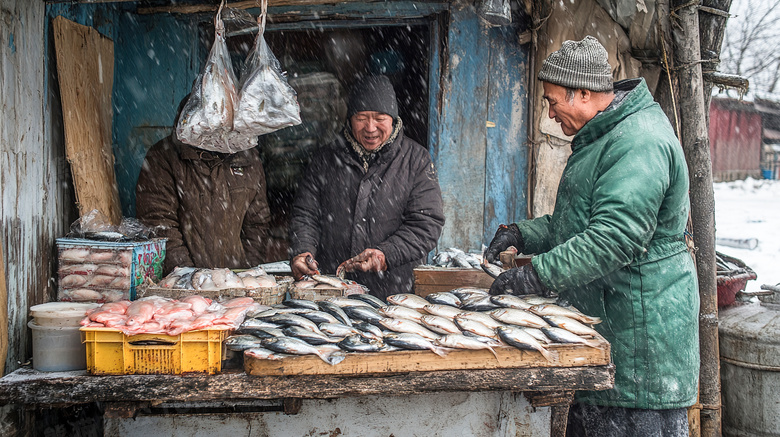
[0,240,7,375]
[671,1,722,436]
[698,0,736,117]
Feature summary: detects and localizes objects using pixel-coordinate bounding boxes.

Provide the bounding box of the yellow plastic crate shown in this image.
[80,327,228,375]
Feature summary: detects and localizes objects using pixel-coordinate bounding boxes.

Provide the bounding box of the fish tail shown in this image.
[324,351,346,366]
[487,346,500,361]
[431,346,451,357]
[582,316,602,325]
[537,346,557,363]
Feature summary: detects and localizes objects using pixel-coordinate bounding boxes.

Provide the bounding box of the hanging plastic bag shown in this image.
[176,0,240,153]
[232,0,302,139]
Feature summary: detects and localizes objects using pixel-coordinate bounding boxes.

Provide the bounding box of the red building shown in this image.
[708,97,763,181]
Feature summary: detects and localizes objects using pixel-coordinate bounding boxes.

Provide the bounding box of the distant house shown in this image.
[708,97,763,181]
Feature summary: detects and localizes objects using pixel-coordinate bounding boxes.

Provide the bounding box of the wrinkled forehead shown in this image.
[542,82,567,101]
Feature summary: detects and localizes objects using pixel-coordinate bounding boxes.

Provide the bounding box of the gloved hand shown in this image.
[291,252,319,280]
[337,248,387,277]
[489,264,549,296]
[484,223,524,264]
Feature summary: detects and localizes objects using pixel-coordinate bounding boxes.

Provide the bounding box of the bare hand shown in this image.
[291,252,319,280]
[337,249,387,276]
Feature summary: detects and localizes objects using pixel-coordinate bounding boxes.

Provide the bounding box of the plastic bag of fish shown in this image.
[176,1,300,154]
[231,288,606,367]
[430,247,483,269]
[176,1,240,153]
[157,266,277,291]
[232,3,301,140]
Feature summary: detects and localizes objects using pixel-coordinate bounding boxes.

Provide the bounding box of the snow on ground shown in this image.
[714,178,780,292]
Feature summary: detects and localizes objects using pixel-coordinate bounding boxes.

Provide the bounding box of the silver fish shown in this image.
[419,315,462,335]
[529,304,602,325]
[348,293,386,308]
[244,347,292,361]
[449,287,490,301]
[480,259,505,279]
[325,297,373,308]
[423,304,464,319]
[298,310,340,325]
[282,298,320,311]
[490,294,533,310]
[433,334,501,360]
[312,274,347,288]
[263,336,346,365]
[523,327,552,344]
[456,311,505,329]
[379,305,425,322]
[425,292,462,307]
[541,327,602,348]
[377,318,440,341]
[523,296,560,305]
[237,327,285,339]
[338,334,385,352]
[353,321,385,341]
[318,322,362,338]
[383,332,450,357]
[461,295,502,311]
[317,301,353,326]
[542,315,600,337]
[453,317,499,339]
[489,308,549,329]
[386,294,430,310]
[238,318,281,330]
[343,305,383,324]
[282,326,341,345]
[496,326,556,362]
[224,334,266,351]
[267,314,325,335]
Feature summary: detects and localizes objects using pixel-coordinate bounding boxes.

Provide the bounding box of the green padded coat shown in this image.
[519,78,699,409]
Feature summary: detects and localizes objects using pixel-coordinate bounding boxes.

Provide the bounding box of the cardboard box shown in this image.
[57,237,166,302]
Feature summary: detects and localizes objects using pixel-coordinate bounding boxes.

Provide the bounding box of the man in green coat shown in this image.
[485,36,699,436]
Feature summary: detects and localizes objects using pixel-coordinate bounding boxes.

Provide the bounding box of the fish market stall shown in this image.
[0,288,614,436]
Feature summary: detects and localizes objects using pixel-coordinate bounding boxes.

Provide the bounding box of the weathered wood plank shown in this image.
[245,341,610,376]
[53,16,121,224]
[434,6,490,251]
[0,365,614,407]
[483,24,530,244]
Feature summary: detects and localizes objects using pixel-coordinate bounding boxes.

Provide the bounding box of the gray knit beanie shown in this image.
[347,75,399,119]
[537,36,613,92]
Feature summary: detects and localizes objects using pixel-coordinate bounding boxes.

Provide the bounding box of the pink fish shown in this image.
[212,306,250,326]
[61,274,88,288]
[180,295,212,314]
[125,300,157,325]
[95,265,130,277]
[222,297,255,308]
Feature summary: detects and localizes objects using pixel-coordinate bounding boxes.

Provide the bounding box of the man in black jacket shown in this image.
[289,75,445,300]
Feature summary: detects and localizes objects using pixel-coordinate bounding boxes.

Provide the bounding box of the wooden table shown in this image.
[0,363,614,436]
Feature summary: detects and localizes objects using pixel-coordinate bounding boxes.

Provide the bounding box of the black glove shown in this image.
[489,264,549,296]
[484,223,524,264]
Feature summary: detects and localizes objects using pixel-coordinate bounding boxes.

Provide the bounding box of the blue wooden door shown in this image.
[431,6,529,252]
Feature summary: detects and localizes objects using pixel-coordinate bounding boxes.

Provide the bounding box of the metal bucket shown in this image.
[719,293,780,436]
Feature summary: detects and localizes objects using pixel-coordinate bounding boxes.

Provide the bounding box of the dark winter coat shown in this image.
[289,121,445,300]
[518,79,699,409]
[136,136,272,275]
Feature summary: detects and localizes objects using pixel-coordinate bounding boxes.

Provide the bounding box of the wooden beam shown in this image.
[0,236,6,375]
[0,366,614,407]
[137,0,444,15]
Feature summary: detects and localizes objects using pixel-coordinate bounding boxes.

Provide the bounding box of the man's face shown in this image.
[542,82,590,136]
[350,111,394,151]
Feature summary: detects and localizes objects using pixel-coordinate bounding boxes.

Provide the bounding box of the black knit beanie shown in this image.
[347,75,399,119]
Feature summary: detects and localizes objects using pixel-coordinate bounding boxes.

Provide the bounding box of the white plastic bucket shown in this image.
[28,321,87,372]
[29,302,99,327]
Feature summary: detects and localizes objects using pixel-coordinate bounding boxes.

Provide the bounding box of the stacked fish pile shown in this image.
[228,288,603,366]
[80,296,268,336]
[58,247,135,302]
[157,266,278,291]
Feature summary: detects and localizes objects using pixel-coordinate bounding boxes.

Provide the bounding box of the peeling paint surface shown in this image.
[105,391,550,436]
